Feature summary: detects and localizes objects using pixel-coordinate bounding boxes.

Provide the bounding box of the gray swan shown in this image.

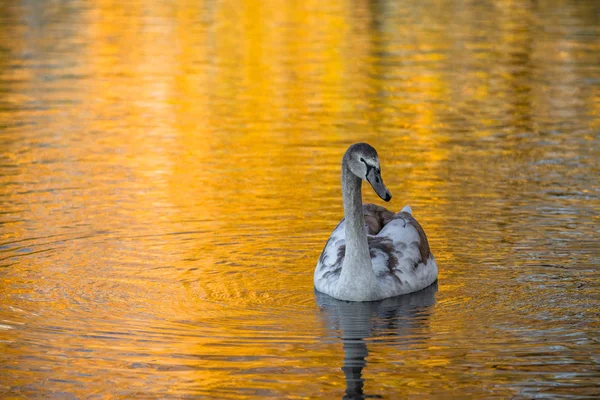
[314,143,438,301]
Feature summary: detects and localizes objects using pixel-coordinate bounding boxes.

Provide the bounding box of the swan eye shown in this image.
[360,157,377,180]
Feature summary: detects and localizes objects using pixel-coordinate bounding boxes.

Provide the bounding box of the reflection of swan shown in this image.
[315,143,438,301]
[315,283,437,399]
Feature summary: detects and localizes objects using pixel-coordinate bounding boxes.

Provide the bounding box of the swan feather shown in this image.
[315,204,438,299]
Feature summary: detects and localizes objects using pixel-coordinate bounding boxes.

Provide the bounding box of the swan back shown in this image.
[315,204,437,300]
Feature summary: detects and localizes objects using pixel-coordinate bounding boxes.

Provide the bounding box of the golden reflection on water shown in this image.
[0,0,599,398]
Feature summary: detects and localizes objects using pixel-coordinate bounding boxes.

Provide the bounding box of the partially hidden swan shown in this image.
[314,143,438,301]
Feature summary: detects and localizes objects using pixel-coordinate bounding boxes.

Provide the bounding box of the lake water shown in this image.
[1,0,599,398]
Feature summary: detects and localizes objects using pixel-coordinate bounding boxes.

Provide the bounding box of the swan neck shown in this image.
[342,162,369,263]
[335,155,380,301]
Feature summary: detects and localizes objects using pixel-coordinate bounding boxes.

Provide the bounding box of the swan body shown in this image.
[314,143,438,301]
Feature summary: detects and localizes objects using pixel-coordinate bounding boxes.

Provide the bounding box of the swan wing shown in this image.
[315,208,438,298]
[314,203,391,292]
[370,211,438,297]
[314,219,346,294]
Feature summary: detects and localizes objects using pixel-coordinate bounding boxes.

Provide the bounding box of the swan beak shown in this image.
[367,172,392,202]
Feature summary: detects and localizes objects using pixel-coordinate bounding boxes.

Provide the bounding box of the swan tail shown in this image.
[401,205,412,214]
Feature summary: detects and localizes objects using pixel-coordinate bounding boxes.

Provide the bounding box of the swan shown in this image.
[314,143,438,301]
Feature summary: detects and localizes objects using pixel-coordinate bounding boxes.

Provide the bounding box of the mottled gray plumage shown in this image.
[314,143,438,301]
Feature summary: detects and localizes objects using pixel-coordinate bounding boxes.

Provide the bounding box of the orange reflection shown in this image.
[0,0,598,397]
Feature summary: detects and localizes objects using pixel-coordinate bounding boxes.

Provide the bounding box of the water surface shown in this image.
[1,0,599,398]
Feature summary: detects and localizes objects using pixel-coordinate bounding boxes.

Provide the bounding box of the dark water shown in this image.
[1,0,599,398]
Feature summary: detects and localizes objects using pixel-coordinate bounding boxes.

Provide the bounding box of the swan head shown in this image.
[344,143,392,202]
